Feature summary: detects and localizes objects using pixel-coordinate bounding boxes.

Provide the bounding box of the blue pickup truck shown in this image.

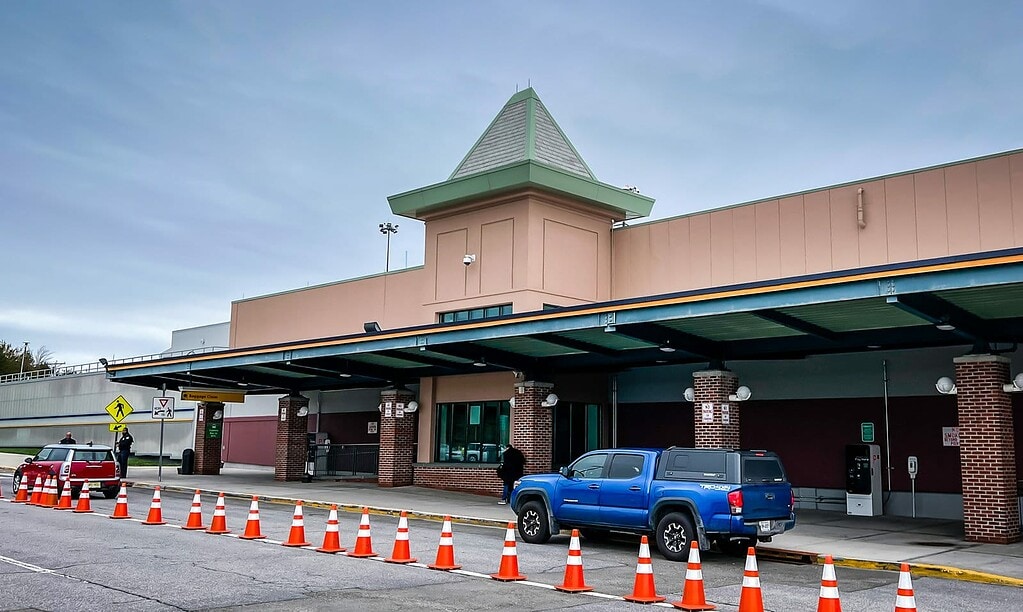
[510,447,796,561]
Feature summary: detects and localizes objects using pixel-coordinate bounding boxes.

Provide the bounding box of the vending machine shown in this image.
[846,443,882,516]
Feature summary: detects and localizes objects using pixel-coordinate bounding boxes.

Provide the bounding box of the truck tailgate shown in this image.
[741,483,791,519]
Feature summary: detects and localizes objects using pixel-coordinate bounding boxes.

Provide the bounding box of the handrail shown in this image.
[0,346,229,385]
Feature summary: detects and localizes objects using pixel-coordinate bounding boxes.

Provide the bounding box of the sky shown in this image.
[1,1,1021,368]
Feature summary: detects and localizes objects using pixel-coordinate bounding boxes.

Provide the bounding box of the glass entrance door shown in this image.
[553,402,601,469]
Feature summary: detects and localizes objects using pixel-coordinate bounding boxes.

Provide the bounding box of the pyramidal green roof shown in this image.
[388,88,655,220]
[449,88,596,181]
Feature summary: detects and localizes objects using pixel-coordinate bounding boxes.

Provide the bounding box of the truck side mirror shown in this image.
[559,466,571,478]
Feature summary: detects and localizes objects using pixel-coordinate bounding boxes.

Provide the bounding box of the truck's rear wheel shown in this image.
[655,511,696,562]
[517,500,551,544]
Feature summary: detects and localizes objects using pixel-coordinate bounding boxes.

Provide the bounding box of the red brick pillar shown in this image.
[954,355,1021,544]
[693,370,740,449]
[378,388,417,487]
[512,381,554,475]
[193,402,224,475]
[275,393,309,482]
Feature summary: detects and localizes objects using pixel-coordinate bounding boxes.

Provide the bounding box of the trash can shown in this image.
[179,448,195,475]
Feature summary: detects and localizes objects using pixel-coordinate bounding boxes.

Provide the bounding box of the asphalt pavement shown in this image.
[2,453,1020,587]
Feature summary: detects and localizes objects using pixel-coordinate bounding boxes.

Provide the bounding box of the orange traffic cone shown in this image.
[624,535,666,603]
[737,547,765,612]
[490,522,527,582]
[142,487,166,525]
[74,480,94,513]
[239,496,266,540]
[13,476,29,503]
[205,492,231,534]
[182,490,206,530]
[555,529,593,593]
[427,515,461,571]
[894,563,917,612]
[346,507,379,558]
[673,541,715,610]
[315,504,346,553]
[282,500,311,547]
[28,476,43,505]
[109,484,132,519]
[385,511,417,563]
[42,475,58,507]
[54,478,74,510]
[816,555,842,612]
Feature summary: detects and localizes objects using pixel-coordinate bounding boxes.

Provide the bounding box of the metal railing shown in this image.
[0,346,230,385]
[312,443,380,477]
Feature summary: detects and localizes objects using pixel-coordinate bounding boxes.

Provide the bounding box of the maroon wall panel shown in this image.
[621,395,969,493]
[223,416,278,466]
[319,411,388,445]
[616,403,694,449]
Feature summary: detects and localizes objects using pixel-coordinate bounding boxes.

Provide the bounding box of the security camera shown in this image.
[462,254,476,266]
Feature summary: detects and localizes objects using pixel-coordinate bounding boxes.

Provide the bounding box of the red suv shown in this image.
[12,444,120,499]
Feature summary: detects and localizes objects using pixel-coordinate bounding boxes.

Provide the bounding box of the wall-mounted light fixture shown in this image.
[509,396,516,408]
[364,321,381,333]
[728,385,752,402]
[659,341,676,353]
[540,393,559,407]
[683,387,695,402]
[406,401,419,413]
[462,254,476,266]
[935,318,956,332]
[935,376,957,395]
[1002,373,1023,393]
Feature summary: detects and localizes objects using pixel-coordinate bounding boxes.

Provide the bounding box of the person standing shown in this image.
[497,443,525,505]
[59,431,76,444]
[116,427,134,478]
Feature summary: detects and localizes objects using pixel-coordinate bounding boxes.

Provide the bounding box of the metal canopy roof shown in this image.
[107,249,1023,395]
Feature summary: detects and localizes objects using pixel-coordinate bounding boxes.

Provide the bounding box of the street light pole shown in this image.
[18,341,29,379]
[378,222,398,272]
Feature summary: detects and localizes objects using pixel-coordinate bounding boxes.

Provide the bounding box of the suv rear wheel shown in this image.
[517,500,552,544]
[655,511,696,562]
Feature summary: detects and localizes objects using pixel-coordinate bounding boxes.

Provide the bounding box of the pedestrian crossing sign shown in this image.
[105,395,134,423]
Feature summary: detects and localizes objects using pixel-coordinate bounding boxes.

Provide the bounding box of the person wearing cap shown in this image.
[116,427,134,478]
[59,431,76,444]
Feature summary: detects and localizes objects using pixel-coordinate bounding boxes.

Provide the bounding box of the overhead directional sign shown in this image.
[109,423,128,432]
[105,395,134,423]
[152,396,175,419]
[181,388,246,403]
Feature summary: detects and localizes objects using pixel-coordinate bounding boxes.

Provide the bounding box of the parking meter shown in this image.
[907,456,918,480]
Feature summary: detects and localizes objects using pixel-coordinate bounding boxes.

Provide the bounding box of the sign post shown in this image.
[152,391,174,482]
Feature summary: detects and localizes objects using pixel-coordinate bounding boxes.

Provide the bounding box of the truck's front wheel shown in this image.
[517,501,552,544]
[655,511,696,562]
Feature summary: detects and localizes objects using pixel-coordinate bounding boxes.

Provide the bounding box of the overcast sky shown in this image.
[2,1,1021,368]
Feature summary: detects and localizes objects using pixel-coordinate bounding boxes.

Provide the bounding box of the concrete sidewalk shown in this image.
[3,453,1021,586]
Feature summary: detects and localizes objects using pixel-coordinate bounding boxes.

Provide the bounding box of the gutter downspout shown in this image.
[857,187,867,229]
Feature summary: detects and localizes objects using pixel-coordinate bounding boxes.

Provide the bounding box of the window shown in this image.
[742,457,786,483]
[569,453,607,478]
[439,304,512,324]
[435,400,510,463]
[45,448,70,461]
[607,454,645,479]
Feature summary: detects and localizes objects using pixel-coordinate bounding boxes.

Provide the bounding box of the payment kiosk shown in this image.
[846,443,882,516]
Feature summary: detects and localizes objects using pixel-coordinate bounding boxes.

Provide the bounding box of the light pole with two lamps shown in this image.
[379,222,398,272]
[18,341,29,379]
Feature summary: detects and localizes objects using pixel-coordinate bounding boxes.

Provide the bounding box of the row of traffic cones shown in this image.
[9,482,920,609]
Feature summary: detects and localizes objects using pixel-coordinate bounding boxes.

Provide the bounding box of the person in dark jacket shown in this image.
[59,431,76,444]
[497,443,526,504]
[116,428,134,478]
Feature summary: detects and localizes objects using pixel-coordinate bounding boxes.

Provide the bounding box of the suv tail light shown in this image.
[728,489,743,515]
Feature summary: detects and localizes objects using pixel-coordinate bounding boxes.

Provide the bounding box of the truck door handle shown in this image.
[588,483,600,490]
[629,486,641,491]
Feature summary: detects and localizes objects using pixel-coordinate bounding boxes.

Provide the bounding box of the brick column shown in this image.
[954,355,1021,544]
[512,381,554,475]
[193,402,224,475]
[275,393,309,482]
[693,370,740,449]
[378,387,416,487]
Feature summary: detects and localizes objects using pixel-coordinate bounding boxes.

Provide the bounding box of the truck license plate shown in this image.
[758,520,773,533]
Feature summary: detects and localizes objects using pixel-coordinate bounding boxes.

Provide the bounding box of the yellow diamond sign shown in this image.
[105,395,134,423]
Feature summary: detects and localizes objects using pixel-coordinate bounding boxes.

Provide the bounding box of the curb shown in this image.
[758,546,1023,588]
[127,480,511,530]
